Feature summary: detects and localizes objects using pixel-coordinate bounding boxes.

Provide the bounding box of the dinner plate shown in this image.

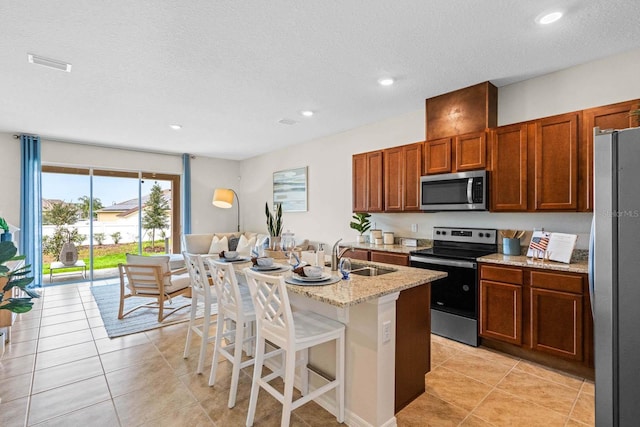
[219,257,251,263]
[285,275,341,286]
[251,263,286,272]
[292,273,332,282]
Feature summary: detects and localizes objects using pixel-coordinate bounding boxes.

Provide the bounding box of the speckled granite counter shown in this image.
[340,242,431,254]
[477,253,588,274]
[237,260,446,308]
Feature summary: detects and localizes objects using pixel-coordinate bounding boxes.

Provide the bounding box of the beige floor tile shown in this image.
[178,359,235,402]
[570,391,595,426]
[38,319,90,339]
[10,316,41,331]
[112,379,197,425]
[87,316,104,328]
[462,346,520,367]
[396,392,469,426]
[430,340,460,367]
[34,341,98,371]
[99,341,163,373]
[200,383,282,427]
[440,350,514,386]
[84,307,103,318]
[0,371,32,403]
[40,303,85,317]
[1,339,38,360]
[459,415,496,426]
[0,354,36,381]
[425,366,493,411]
[28,376,111,425]
[8,326,40,343]
[91,326,109,340]
[105,355,174,397]
[94,332,151,354]
[0,396,29,427]
[292,400,343,426]
[29,400,120,427]
[496,369,579,415]
[36,329,94,353]
[32,356,104,394]
[38,310,87,327]
[514,359,584,390]
[471,389,567,427]
[140,401,214,427]
[43,297,83,309]
[581,380,595,396]
[565,419,592,427]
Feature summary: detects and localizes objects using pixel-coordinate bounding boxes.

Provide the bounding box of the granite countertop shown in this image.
[477,253,589,274]
[340,242,431,255]
[236,260,446,308]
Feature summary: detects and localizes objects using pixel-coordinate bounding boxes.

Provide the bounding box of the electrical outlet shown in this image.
[411,224,418,233]
[382,320,391,343]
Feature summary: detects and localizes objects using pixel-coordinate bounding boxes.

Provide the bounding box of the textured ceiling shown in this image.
[2,1,640,160]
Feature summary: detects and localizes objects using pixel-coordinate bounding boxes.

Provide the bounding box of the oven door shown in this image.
[410,256,478,319]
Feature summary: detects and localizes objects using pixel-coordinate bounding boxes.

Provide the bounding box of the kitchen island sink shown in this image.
[350,264,395,276]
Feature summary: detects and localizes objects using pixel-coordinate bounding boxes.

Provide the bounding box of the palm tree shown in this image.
[77,195,104,220]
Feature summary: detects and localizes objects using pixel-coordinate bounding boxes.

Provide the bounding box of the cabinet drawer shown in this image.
[343,248,370,261]
[530,271,584,294]
[371,251,409,266]
[480,265,523,285]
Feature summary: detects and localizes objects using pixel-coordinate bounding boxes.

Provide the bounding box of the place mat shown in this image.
[90,284,213,338]
[285,275,341,286]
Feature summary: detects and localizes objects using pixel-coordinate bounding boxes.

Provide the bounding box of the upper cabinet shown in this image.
[352,150,384,212]
[385,142,422,212]
[422,138,451,174]
[423,131,487,175]
[490,123,528,211]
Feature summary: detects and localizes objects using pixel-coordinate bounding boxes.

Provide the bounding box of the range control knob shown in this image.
[436,231,441,235]
[478,232,484,237]
[442,231,447,235]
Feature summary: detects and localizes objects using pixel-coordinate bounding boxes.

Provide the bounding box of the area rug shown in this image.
[91,284,215,338]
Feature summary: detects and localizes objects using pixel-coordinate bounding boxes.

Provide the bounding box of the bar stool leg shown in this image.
[246,335,264,427]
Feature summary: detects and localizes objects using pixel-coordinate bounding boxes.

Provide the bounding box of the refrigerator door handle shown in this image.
[588,215,595,318]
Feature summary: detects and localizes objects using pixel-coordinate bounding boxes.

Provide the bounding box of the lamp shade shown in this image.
[212,188,234,208]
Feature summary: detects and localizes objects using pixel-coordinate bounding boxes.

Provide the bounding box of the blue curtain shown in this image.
[181,153,192,238]
[20,135,42,287]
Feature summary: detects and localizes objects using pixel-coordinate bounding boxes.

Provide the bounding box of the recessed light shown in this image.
[301,110,314,117]
[378,77,395,86]
[27,53,72,72]
[169,124,182,130]
[536,11,563,25]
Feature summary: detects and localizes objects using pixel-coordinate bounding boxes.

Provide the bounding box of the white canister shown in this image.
[383,232,394,245]
[374,238,384,245]
[370,229,383,241]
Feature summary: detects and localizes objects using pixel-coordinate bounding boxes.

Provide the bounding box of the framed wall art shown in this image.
[273,166,307,212]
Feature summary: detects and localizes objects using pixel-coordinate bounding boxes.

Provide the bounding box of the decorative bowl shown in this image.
[303,266,323,278]
[256,257,274,267]
[224,251,239,260]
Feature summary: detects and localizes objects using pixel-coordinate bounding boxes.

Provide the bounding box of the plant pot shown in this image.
[269,235,282,251]
[356,235,365,243]
[0,232,11,242]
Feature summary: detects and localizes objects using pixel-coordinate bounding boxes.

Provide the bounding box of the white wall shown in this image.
[241,47,640,250]
[0,133,22,227]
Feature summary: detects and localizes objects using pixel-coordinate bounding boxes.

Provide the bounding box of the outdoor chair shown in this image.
[118,254,191,322]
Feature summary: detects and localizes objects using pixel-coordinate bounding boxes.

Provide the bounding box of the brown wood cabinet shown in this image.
[370,251,409,266]
[384,142,422,212]
[580,100,640,211]
[479,263,592,369]
[341,247,370,261]
[423,131,487,175]
[352,151,384,212]
[490,124,528,211]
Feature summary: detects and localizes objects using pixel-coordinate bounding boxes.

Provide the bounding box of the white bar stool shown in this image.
[206,258,257,408]
[243,268,345,427]
[182,252,217,374]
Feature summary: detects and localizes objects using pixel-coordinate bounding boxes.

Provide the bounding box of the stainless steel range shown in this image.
[410,226,497,346]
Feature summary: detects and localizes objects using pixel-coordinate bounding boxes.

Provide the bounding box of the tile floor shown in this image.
[0,282,594,426]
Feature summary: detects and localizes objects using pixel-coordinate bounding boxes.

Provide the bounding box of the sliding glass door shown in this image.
[42,167,180,285]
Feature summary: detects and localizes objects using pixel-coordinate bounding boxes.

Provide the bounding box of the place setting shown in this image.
[248,252,291,274]
[285,265,341,286]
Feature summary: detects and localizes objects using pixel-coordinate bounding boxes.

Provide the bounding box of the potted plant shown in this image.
[0,218,11,242]
[0,241,39,314]
[350,212,371,243]
[265,202,283,249]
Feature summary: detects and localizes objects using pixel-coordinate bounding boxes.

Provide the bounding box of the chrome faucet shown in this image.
[331,238,353,271]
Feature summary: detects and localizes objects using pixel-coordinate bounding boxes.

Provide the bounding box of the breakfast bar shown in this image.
[239,260,446,427]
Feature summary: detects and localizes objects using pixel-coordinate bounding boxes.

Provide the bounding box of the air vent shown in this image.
[278,119,297,125]
[27,53,72,72]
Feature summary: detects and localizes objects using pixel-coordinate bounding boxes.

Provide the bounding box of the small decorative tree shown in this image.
[142,184,170,251]
[94,233,106,245]
[110,231,122,244]
[349,213,371,243]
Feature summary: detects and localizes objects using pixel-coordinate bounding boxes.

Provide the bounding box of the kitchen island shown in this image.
[246,260,446,427]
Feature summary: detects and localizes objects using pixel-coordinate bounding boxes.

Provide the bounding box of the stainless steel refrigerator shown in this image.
[592,126,640,426]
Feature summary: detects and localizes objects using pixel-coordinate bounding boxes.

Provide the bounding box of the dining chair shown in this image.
[118,254,191,322]
[182,252,218,374]
[243,268,345,427]
[206,258,257,408]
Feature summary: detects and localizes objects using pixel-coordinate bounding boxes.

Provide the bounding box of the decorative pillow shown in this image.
[228,236,240,251]
[236,234,256,256]
[208,236,229,254]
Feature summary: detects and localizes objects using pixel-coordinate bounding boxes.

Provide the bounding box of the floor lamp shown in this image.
[212,188,240,232]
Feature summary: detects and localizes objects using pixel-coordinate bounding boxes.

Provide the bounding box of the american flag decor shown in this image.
[529,233,550,252]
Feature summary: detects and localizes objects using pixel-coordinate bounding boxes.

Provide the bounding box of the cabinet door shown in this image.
[533,112,579,210]
[370,251,409,266]
[367,151,384,212]
[423,138,451,175]
[580,100,640,211]
[403,143,422,211]
[384,146,403,212]
[530,288,583,361]
[480,280,522,345]
[490,123,528,211]
[455,131,486,171]
[352,153,368,212]
[343,248,370,261]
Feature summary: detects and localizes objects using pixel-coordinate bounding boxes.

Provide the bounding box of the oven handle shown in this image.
[467,178,474,204]
[410,255,476,269]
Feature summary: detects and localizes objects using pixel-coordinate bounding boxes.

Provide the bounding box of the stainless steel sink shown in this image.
[349,264,395,276]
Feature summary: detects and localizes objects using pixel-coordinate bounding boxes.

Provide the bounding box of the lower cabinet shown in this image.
[370,251,409,266]
[479,263,592,370]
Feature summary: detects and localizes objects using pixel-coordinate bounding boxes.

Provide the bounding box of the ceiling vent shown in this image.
[278,119,297,125]
[27,53,72,72]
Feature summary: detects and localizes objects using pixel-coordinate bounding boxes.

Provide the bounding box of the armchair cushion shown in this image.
[124,253,191,294]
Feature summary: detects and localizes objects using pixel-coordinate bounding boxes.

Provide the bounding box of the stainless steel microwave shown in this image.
[420,170,488,211]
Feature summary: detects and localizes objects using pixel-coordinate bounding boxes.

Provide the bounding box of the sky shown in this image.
[42,173,171,206]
